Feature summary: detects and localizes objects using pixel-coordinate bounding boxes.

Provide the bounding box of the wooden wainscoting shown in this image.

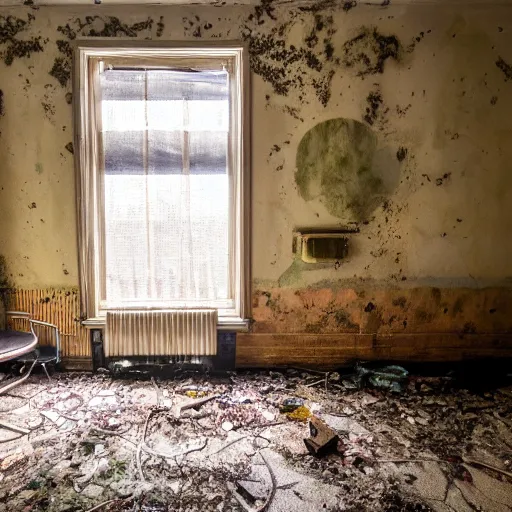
[7,288,91,365]
[236,332,512,368]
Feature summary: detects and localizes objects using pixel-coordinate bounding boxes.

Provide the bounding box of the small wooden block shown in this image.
[303,416,338,456]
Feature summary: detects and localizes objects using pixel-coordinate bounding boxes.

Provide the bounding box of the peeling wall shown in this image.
[1,1,512,360]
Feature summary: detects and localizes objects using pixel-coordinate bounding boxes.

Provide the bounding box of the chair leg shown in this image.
[0,359,38,396]
[41,363,51,382]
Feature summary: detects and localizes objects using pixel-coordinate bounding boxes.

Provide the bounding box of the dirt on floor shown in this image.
[0,366,511,511]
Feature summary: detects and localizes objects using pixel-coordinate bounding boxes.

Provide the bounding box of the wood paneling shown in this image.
[7,288,90,360]
[251,287,512,334]
[236,333,512,368]
[6,286,512,369]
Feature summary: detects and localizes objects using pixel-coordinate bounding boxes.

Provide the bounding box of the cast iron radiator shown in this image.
[104,310,218,357]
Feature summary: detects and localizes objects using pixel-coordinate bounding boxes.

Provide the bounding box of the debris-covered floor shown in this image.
[0,366,511,511]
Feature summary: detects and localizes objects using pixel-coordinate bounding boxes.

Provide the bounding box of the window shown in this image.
[74,42,250,329]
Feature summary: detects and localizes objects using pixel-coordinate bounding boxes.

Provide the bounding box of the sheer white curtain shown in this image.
[100,68,230,307]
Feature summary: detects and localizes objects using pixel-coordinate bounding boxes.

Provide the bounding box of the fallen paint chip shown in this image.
[94,444,106,456]
[41,410,61,423]
[262,411,275,421]
[89,395,118,407]
[81,483,104,499]
[97,390,116,397]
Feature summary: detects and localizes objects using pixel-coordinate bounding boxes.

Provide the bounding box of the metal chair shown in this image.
[0,311,60,395]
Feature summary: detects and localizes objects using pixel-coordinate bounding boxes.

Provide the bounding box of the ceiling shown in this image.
[1,0,512,6]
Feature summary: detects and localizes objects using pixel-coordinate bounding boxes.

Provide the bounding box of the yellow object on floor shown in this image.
[285,405,312,422]
[185,390,208,398]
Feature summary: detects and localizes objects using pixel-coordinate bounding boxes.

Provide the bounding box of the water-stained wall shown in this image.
[1,1,512,365]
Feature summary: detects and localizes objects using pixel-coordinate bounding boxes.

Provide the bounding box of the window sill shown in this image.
[82,316,250,332]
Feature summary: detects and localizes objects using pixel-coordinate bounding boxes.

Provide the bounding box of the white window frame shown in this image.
[73,40,250,331]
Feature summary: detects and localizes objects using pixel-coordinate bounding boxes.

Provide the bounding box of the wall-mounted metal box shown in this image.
[293,229,355,263]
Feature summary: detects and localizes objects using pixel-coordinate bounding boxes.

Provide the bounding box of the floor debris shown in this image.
[0,368,510,511]
[303,416,339,456]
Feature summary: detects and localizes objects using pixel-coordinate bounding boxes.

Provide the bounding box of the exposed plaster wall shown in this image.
[1,1,512,352]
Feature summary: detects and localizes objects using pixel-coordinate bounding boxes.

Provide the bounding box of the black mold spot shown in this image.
[204,22,213,31]
[496,57,512,81]
[306,51,322,71]
[364,89,382,125]
[0,14,46,66]
[489,308,497,314]
[0,255,13,309]
[396,103,411,117]
[254,0,277,23]
[284,105,304,122]
[490,95,498,105]
[313,70,335,106]
[242,10,337,109]
[56,39,72,58]
[0,90,4,117]
[305,16,320,48]
[57,16,153,40]
[392,296,407,308]
[53,17,154,88]
[407,30,428,52]
[50,40,73,88]
[297,0,337,14]
[28,202,36,209]
[324,41,334,60]
[65,142,74,154]
[270,144,281,156]
[65,92,72,105]
[343,1,357,12]
[156,17,165,37]
[435,173,451,186]
[396,147,407,162]
[41,101,55,117]
[50,57,71,88]
[343,27,401,77]
[364,301,376,313]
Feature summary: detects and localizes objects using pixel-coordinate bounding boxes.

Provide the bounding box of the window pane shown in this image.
[100,68,230,304]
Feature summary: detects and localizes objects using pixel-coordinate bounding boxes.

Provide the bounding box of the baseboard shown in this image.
[60,357,93,371]
[236,332,512,368]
